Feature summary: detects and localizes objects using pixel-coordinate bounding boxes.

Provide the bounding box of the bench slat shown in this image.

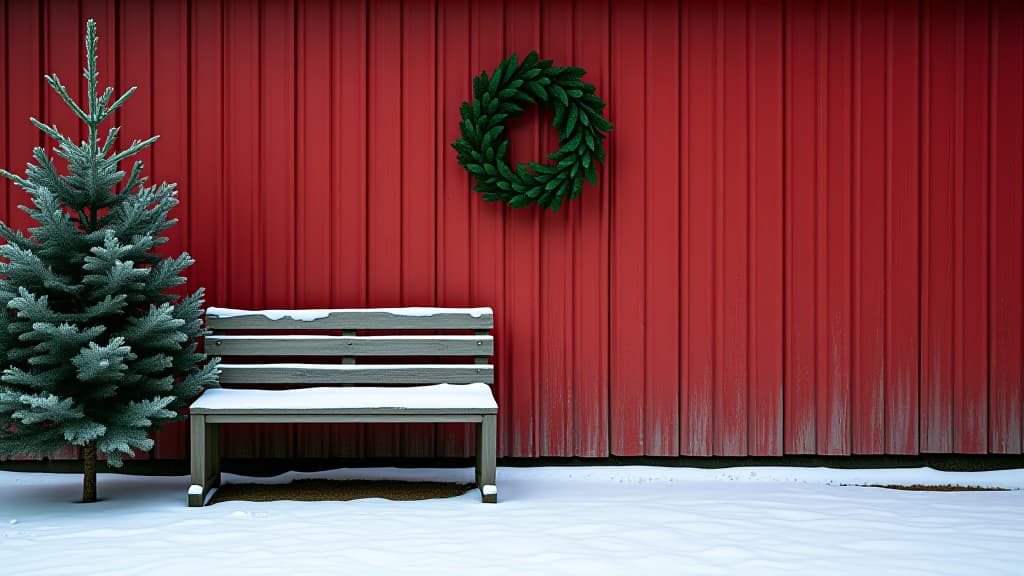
[218,363,494,385]
[206,335,494,357]
[206,307,494,331]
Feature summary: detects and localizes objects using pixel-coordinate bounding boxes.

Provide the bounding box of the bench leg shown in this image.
[476,414,497,503]
[188,414,221,507]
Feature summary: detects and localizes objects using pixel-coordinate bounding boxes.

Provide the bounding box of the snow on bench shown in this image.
[190,384,498,413]
[187,307,497,507]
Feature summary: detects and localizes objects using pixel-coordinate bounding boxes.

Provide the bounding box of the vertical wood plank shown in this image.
[609,0,646,456]
[990,0,1023,454]
[152,0,191,276]
[641,0,680,456]
[539,0,574,457]
[921,0,956,453]
[784,0,818,454]
[573,0,611,457]
[223,0,260,310]
[717,0,749,456]
[852,0,887,455]
[297,0,333,310]
[260,0,298,309]
[260,0,298,315]
[683,0,716,456]
[821,0,853,455]
[957,0,989,454]
[749,0,784,456]
[886,0,921,454]
[0,0,6,226]
[2,0,39,231]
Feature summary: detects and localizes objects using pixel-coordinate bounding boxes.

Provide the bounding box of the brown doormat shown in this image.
[862,484,1011,492]
[209,479,475,504]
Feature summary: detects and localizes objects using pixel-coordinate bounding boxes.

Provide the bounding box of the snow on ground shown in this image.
[2,466,1023,575]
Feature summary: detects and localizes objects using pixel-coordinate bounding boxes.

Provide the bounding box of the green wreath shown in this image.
[452,51,613,211]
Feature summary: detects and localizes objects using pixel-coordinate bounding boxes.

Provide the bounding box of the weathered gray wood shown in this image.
[474,329,490,365]
[341,329,357,364]
[205,413,487,423]
[218,363,494,385]
[475,421,483,486]
[478,414,497,503]
[188,415,220,507]
[207,307,494,331]
[206,335,495,357]
[206,421,220,490]
[188,415,205,507]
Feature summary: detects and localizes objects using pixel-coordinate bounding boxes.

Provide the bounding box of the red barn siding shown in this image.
[1,0,1023,459]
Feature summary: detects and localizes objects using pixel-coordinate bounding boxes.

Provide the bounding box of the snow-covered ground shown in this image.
[2,466,1022,575]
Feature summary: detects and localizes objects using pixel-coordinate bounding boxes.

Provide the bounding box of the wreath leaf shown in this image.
[565,106,579,135]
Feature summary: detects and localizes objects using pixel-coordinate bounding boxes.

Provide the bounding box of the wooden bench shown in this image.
[187,306,497,506]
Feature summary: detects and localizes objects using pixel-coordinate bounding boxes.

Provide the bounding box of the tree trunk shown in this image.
[82,440,97,503]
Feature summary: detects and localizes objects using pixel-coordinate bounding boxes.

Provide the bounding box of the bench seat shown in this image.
[190,383,498,415]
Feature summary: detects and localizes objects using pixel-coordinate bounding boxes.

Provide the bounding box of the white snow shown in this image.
[215,335,489,341]
[218,362,488,371]
[207,307,334,321]
[206,306,492,321]
[372,307,491,318]
[190,383,498,411]
[1,466,1022,575]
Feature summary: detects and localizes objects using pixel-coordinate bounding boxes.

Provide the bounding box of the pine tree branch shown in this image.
[0,168,33,190]
[109,136,160,164]
[28,118,74,147]
[118,161,145,196]
[43,75,90,124]
[101,126,120,156]
[103,87,137,121]
[84,20,100,122]
[96,86,115,117]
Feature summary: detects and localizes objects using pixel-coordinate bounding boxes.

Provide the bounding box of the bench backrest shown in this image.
[204,307,494,387]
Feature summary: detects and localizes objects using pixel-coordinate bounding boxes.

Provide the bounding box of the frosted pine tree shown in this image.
[0,20,219,502]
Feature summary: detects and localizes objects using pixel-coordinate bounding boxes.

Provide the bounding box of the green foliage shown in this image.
[452,51,613,211]
[0,20,220,466]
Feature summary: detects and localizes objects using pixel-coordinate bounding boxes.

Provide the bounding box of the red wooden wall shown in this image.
[1,0,1022,459]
